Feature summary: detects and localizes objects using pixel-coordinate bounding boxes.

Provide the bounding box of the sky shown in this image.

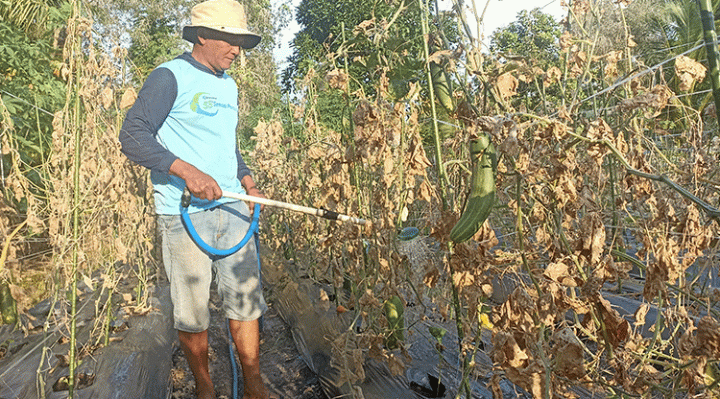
[272,0,566,71]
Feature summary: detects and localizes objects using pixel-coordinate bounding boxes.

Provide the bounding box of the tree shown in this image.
[661,0,720,48]
[280,0,461,147]
[620,0,720,111]
[487,8,562,114]
[489,8,562,67]
[231,0,286,143]
[126,17,185,83]
[622,0,675,66]
[283,0,458,96]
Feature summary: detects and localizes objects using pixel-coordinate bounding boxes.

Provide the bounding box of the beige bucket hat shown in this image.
[182,0,261,49]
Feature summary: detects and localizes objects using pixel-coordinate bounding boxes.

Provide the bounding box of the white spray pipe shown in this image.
[221,190,369,225]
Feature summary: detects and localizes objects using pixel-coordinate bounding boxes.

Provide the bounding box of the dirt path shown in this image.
[169,286,327,399]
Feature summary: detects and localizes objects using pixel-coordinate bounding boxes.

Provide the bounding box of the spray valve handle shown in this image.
[181,187,192,208]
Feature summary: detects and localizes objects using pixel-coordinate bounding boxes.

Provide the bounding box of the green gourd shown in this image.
[0,283,17,325]
[449,134,497,243]
[430,61,453,113]
[383,295,405,349]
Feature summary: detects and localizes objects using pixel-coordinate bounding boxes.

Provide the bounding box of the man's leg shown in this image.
[178,329,216,399]
[228,319,268,399]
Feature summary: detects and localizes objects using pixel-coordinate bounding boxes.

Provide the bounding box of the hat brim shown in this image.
[183,26,261,49]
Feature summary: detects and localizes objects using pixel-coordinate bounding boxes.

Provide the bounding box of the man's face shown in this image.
[198,36,241,73]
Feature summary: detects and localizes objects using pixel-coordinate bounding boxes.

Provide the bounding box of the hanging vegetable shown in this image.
[449,133,497,243]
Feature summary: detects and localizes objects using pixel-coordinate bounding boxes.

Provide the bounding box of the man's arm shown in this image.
[119,66,221,200]
[237,152,265,209]
[236,149,252,182]
[170,158,222,201]
[119,67,179,172]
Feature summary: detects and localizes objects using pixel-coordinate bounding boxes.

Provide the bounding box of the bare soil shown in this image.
[169,286,327,399]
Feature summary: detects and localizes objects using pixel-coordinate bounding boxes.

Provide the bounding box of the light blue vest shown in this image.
[151,58,245,215]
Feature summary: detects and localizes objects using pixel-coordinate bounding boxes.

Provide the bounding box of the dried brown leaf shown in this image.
[100,86,114,109]
[120,88,137,109]
[326,68,349,91]
[597,296,631,348]
[496,72,518,99]
[694,316,720,358]
[675,55,706,91]
[552,328,586,379]
[544,66,562,86]
[634,303,650,327]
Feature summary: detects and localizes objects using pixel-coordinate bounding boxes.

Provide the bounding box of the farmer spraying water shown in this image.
[118,1,270,397]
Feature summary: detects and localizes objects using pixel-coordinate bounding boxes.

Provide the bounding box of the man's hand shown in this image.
[245,186,266,212]
[241,175,265,212]
[169,159,222,201]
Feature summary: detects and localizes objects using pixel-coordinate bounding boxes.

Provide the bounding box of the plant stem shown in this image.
[698,0,720,125]
[419,0,448,208]
[565,129,720,220]
[0,220,27,273]
[514,172,541,296]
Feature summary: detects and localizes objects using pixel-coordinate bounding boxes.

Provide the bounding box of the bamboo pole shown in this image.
[68,1,82,395]
[698,0,720,126]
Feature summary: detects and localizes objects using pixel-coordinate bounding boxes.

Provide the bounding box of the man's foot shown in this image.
[178,330,216,399]
[197,389,216,399]
[242,387,278,399]
[195,374,216,399]
[242,373,272,399]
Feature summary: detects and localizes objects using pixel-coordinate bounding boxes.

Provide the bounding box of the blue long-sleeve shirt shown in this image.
[119,52,252,182]
[119,53,252,214]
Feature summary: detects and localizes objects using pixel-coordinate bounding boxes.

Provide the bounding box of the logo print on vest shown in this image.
[190,92,219,116]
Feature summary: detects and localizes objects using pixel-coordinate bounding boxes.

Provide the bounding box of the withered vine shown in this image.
[2,0,720,398]
[252,0,720,397]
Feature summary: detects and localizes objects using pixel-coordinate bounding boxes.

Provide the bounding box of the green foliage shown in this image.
[228,0,285,147]
[243,0,284,53]
[486,8,562,114]
[89,0,194,51]
[0,1,70,185]
[662,0,720,48]
[0,0,66,38]
[628,0,720,112]
[232,0,286,139]
[283,0,461,150]
[489,8,562,67]
[0,1,69,112]
[316,89,347,133]
[283,0,457,95]
[623,0,674,66]
[127,17,184,83]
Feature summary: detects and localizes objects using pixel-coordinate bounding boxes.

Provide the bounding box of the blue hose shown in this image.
[226,233,263,399]
[227,319,240,399]
[180,190,262,399]
[180,201,260,257]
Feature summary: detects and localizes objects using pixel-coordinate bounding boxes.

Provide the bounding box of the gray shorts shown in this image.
[158,201,267,332]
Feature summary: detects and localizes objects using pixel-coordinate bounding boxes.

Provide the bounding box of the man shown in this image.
[119,1,270,398]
